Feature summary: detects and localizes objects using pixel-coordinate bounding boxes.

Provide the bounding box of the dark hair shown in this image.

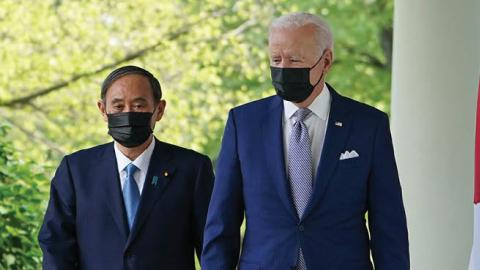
[101,65,162,102]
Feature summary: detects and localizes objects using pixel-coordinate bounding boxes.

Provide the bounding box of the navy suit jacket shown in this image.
[39,138,214,270]
[202,85,409,270]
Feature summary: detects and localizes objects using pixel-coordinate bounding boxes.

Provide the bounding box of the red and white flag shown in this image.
[469,80,480,270]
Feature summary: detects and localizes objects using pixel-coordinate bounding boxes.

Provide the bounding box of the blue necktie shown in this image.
[288,108,313,270]
[123,163,140,230]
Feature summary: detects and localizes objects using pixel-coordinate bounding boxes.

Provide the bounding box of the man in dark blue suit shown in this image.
[39,66,214,269]
[202,12,409,270]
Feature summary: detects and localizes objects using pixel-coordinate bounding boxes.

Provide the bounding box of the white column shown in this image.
[391,0,480,269]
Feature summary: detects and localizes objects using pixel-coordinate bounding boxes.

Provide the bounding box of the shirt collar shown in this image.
[284,83,331,121]
[114,137,156,173]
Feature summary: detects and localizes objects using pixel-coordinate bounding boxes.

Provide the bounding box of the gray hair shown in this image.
[269,12,333,54]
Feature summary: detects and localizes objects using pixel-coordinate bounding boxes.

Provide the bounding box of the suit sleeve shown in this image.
[193,155,215,260]
[38,156,79,269]
[368,113,410,270]
[201,110,245,270]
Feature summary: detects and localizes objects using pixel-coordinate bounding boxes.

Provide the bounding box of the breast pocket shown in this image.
[338,157,362,168]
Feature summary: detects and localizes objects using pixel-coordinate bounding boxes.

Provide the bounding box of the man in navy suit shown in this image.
[39,65,214,269]
[202,12,409,270]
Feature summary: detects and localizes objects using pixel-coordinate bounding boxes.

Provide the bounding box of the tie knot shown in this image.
[125,163,138,177]
[293,108,311,123]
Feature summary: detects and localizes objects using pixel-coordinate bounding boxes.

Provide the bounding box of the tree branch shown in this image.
[0,111,66,156]
[24,101,68,134]
[0,13,257,109]
[0,28,189,108]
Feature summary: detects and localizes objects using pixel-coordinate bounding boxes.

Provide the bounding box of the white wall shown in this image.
[391,0,480,269]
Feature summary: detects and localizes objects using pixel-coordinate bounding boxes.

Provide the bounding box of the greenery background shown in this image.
[0,0,393,269]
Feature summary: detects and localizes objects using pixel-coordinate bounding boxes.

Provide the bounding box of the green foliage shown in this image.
[0,0,393,165]
[0,0,393,268]
[0,124,48,269]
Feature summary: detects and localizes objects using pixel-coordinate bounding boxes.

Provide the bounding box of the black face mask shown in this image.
[107,111,154,148]
[270,54,324,103]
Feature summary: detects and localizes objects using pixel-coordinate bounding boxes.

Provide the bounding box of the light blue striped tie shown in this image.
[288,108,313,270]
[123,163,140,230]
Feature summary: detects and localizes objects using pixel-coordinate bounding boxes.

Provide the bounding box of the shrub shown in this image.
[0,124,48,269]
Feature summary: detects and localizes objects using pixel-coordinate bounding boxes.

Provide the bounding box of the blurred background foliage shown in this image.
[0,0,392,268]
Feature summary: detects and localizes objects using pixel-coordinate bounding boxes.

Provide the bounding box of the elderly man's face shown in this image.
[269,24,328,86]
[98,74,166,129]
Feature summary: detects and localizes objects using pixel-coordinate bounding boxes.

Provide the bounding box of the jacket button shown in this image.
[299,225,304,231]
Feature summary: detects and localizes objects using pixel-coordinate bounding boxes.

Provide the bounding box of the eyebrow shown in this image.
[270,55,304,62]
[110,97,149,103]
[289,55,304,60]
[132,97,148,103]
[111,98,124,104]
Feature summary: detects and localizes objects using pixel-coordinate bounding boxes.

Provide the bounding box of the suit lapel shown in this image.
[99,143,130,239]
[262,96,298,220]
[125,139,175,250]
[302,85,351,221]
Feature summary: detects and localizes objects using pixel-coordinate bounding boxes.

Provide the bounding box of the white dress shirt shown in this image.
[114,138,155,194]
[283,84,331,179]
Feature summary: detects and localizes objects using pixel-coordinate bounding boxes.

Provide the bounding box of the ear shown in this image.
[97,100,108,122]
[322,48,334,73]
[154,100,167,122]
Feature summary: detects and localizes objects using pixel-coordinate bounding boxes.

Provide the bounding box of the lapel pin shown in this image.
[335,121,343,127]
[151,176,158,187]
[163,171,169,177]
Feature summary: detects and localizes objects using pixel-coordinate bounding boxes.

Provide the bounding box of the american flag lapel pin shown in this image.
[335,121,343,127]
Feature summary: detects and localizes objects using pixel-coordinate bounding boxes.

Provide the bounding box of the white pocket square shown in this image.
[339,150,359,160]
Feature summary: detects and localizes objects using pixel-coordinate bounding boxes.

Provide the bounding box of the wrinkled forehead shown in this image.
[268,24,319,56]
